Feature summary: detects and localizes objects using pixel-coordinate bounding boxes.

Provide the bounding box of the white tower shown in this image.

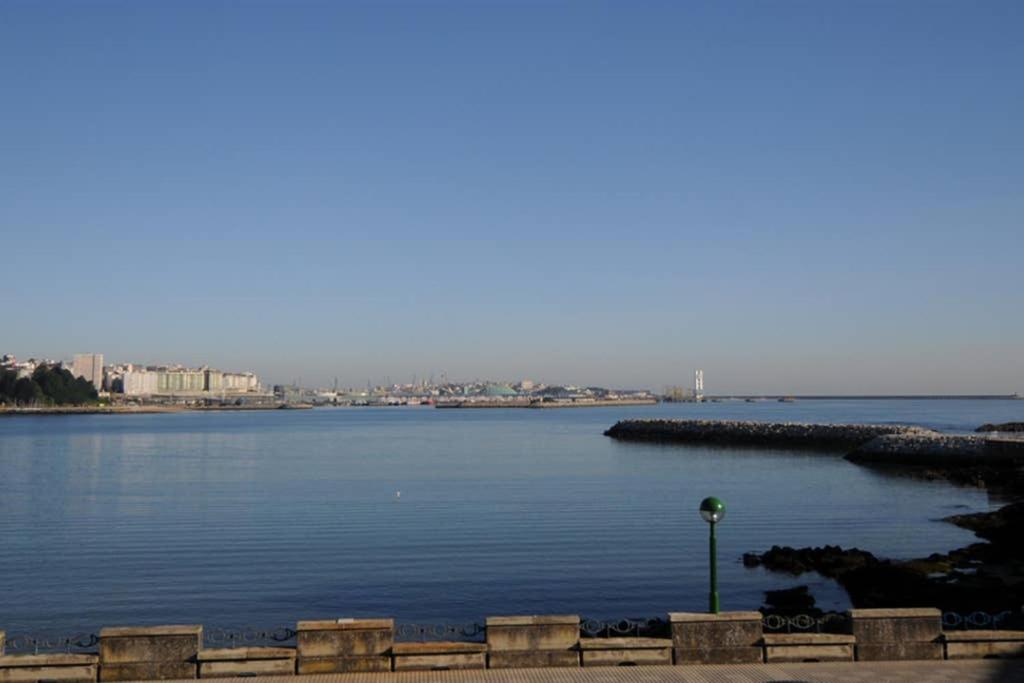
[695,369,704,402]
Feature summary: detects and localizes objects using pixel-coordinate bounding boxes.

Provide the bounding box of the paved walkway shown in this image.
[152,661,1024,682]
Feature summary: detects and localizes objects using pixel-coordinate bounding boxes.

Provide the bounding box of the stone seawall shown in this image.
[603,420,936,450]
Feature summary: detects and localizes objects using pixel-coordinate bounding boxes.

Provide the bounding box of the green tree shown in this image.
[0,369,18,402]
[18,366,100,406]
[13,377,45,405]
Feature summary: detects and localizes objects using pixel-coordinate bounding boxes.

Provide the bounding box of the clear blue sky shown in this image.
[2,1,1021,393]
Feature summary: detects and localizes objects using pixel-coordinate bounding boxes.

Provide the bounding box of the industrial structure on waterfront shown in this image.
[663,370,706,403]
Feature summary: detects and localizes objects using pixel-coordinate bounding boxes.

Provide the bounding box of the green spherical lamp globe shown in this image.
[699,496,726,524]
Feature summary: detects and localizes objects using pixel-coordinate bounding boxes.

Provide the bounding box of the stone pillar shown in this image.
[849,608,942,660]
[485,615,580,668]
[99,625,201,681]
[0,631,4,656]
[669,611,763,664]
[295,619,393,673]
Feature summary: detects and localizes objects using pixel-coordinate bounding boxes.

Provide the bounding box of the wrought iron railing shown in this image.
[580,617,668,639]
[3,633,99,655]
[761,612,849,633]
[203,627,297,648]
[394,622,486,642]
[3,609,1019,654]
[760,610,1021,633]
[941,610,1016,630]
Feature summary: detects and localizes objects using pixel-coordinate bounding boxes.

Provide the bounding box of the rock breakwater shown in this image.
[846,433,1024,468]
[976,421,1024,433]
[603,419,935,450]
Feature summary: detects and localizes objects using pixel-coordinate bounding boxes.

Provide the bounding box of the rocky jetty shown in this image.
[603,419,935,450]
[977,421,1024,433]
[846,433,1024,469]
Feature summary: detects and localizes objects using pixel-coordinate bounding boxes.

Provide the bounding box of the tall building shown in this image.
[73,353,104,390]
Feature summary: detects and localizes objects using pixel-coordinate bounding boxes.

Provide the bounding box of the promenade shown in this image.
[147,661,1024,682]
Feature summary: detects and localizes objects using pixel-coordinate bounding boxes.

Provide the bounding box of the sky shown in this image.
[1,0,1022,394]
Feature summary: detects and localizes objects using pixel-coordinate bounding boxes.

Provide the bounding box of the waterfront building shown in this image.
[481,383,518,398]
[120,365,261,397]
[221,371,260,393]
[72,353,104,390]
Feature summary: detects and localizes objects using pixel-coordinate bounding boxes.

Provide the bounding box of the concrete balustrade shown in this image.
[943,630,1024,659]
[485,615,580,668]
[762,633,855,662]
[849,608,943,661]
[669,611,763,664]
[197,647,296,678]
[3,607,1023,681]
[391,642,487,671]
[295,619,393,673]
[98,625,202,681]
[578,637,673,666]
[0,654,99,682]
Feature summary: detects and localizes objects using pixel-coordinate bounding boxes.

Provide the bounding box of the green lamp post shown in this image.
[699,496,726,614]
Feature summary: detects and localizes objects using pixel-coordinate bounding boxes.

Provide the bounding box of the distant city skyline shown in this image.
[1,347,1020,397]
[3,2,1022,394]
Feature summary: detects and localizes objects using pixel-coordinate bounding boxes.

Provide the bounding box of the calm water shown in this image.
[1,399,1021,634]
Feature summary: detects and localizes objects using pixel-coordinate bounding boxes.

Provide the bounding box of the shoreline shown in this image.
[0,404,312,416]
[437,399,658,409]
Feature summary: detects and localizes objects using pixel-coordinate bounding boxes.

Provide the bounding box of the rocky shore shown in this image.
[604,417,1024,612]
[603,419,935,450]
[743,502,1024,613]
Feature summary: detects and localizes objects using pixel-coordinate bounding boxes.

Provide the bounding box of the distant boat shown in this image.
[778,396,796,403]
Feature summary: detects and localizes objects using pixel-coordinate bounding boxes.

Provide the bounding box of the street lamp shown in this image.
[699,496,726,614]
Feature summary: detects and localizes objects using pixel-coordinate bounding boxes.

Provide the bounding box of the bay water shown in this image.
[1,399,1020,634]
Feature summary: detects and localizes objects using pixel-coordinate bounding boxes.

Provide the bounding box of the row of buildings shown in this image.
[2,353,262,399]
[296,379,656,407]
[112,364,261,397]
